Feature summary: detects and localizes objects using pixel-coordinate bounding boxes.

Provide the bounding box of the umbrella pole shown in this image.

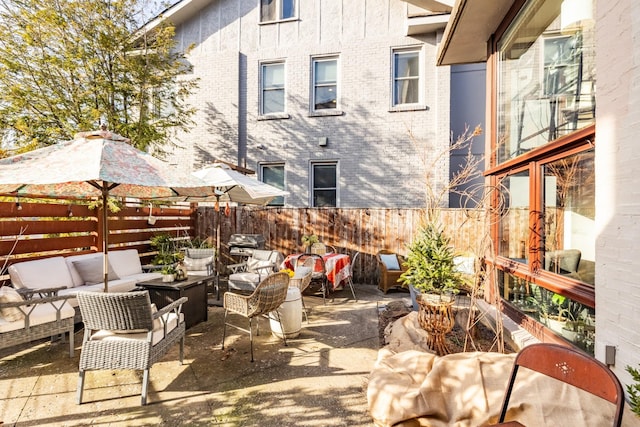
[101,184,109,293]
[216,195,221,300]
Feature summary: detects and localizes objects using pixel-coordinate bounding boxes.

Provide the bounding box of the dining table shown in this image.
[282,252,352,291]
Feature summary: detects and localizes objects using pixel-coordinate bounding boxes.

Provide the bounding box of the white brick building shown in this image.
[146,0,455,208]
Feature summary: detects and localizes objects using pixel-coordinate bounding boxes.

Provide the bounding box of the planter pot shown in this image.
[545,315,567,334]
[416,293,455,356]
[161,274,175,283]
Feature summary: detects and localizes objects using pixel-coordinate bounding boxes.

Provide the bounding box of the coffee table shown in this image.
[137,274,214,329]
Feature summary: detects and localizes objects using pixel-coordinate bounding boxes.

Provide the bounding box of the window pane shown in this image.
[543,150,594,284]
[315,61,336,83]
[313,190,336,207]
[395,52,419,78]
[262,90,285,114]
[261,0,276,21]
[262,164,285,206]
[394,79,419,105]
[314,86,337,109]
[496,0,595,164]
[313,165,336,187]
[263,64,284,88]
[282,0,295,19]
[498,171,530,262]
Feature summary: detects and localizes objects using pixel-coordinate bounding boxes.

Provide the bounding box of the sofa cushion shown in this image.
[72,257,120,285]
[0,297,74,333]
[88,311,183,346]
[184,256,214,272]
[65,253,102,287]
[8,256,74,290]
[108,249,144,278]
[0,286,25,322]
[185,248,215,259]
[380,254,401,271]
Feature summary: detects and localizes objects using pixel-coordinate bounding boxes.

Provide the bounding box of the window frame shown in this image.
[391,46,424,109]
[259,162,285,206]
[260,0,297,23]
[259,61,287,118]
[311,55,341,114]
[310,161,339,207]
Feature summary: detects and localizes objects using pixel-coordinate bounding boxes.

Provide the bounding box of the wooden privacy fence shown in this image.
[0,199,486,288]
[0,199,195,283]
[195,207,487,286]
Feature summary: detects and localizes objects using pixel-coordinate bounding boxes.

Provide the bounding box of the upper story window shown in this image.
[496,0,595,164]
[392,47,422,106]
[261,0,295,23]
[311,162,338,207]
[260,163,285,206]
[312,56,338,111]
[260,62,285,116]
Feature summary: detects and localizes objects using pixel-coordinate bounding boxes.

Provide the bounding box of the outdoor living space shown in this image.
[0,283,405,426]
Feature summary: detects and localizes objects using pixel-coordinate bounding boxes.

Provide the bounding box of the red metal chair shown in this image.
[491,343,624,426]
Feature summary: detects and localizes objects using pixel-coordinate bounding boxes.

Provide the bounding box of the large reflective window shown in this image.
[543,149,595,284]
[498,171,530,262]
[496,0,595,163]
[499,271,595,354]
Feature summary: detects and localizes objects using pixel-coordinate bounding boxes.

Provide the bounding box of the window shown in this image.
[392,48,422,106]
[261,0,295,22]
[496,0,595,164]
[260,62,285,115]
[312,57,338,111]
[498,170,530,263]
[260,163,285,206]
[311,162,337,207]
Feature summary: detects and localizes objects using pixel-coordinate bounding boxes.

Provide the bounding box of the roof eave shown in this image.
[436,0,518,66]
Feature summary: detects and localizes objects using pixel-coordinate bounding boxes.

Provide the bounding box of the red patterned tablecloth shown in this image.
[282,253,351,291]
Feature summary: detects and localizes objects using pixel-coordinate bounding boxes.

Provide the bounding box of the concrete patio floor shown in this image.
[0,283,409,427]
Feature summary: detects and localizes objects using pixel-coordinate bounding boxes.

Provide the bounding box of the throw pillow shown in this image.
[380,254,401,271]
[183,256,214,272]
[72,257,120,285]
[0,286,25,322]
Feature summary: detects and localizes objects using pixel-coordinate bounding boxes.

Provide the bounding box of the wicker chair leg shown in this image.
[77,371,85,404]
[179,337,184,364]
[68,329,75,358]
[141,369,150,405]
[221,309,228,350]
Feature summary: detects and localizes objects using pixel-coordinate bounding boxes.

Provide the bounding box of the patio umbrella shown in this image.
[0,129,213,291]
[174,163,288,295]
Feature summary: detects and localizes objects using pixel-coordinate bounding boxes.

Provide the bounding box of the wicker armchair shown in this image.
[0,286,75,357]
[222,272,290,362]
[76,291,187,405]
[376,250,408,294]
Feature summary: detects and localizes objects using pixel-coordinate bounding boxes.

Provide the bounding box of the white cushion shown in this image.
[72,257,120,285]
[8,257,74,290]
[88,311,183,346]
[0,286,24,322]
[0,299,74,333]
[108,249,144,277]
[380,254,401,270]
[184,256,214,272]
[247,258,274,272]
[185,248,215,259]
[65,253,102,287]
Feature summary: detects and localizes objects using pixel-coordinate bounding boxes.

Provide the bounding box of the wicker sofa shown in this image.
[0,285,76,357]
[8,249,162,318]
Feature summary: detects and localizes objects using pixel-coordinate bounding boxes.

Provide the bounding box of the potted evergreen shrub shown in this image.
[399,222,462,355]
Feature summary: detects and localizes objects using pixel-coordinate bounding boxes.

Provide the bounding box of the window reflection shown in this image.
[543,150,595,284]
[498,171,530,262]
[496,0,595,163]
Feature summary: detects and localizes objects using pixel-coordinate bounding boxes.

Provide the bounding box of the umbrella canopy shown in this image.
[0,130,214,291]
[185,163,288,205]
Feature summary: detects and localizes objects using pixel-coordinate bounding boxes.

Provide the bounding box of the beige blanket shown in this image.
[368,313,630,427]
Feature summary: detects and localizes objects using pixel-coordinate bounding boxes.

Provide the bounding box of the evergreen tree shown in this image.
[0,0,197,153]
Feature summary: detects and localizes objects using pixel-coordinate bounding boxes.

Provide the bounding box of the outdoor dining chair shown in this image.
[222,272,290,362]
[295,253,329,305]
[76,291,187,405]
[344,251,359,301]
[490,343,624,426]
